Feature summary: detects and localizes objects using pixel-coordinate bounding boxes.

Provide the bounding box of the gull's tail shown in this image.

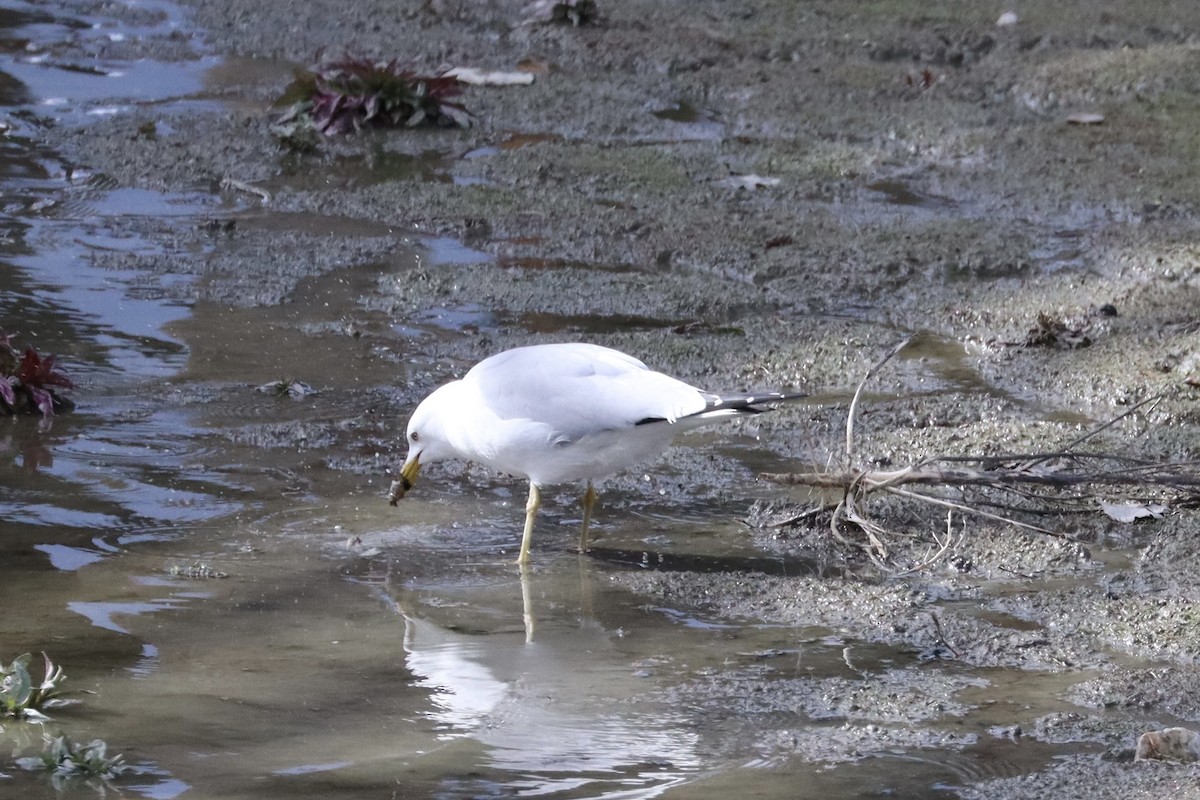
[695,390,810,417]
[635,390,809,427]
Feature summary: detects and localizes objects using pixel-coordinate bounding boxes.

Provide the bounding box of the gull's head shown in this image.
[389,382,460,505]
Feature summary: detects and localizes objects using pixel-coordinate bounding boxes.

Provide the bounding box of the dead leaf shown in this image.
[445,67,535,86]
[516,57,552,74]
[516,58,551,75]
[1023,311,1092,349]
[1100,499,1167,523]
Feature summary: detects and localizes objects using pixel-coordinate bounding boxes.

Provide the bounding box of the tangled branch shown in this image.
[762,340,1198,571]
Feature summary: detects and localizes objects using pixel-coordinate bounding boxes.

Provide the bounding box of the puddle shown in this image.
[398,305,725,338]
[498,254,637,272]
[896,331,1100,425]
[0,0,219,125]
[650,100,725,141]
[68,597,189,635]
[463,131,563,161]
[898,331,997,396]
[417,235,494,266]
[652,100,706,124]
[407,302,499,334]
[270,147,455,192]
[591,545,825,578]
[868,178,959,211]
[1029,228,1088,272]
[518,310,691,335]
[34,543,109,570]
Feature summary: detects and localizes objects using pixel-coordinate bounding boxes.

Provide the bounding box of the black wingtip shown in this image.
[701,390,809,414]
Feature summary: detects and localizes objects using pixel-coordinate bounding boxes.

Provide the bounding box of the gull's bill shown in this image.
[388,452,420,505]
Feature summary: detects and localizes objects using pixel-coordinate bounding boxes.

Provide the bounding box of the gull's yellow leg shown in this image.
[517,481,541,565]
[578,481,598,553]
[519,562,536,643]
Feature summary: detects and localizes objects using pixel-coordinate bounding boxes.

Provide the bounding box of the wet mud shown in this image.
[2,0,1200,797]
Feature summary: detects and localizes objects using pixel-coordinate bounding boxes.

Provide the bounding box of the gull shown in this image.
[390,342,806,563]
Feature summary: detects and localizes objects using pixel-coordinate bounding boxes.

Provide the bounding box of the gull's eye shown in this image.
[410,431,420,442]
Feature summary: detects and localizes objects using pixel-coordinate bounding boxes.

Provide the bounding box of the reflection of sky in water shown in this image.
[418,236,495,267]
[0,4,246,547]
[68,597,188,635]
[273,761,356,776]
[6,504,124,529]
[0,8,240,800]
[2,55,218,121]
[0,0,218,125]
[0,2,216,378]
[125,776,191,800]
[0,403,244,550]
[403,615,699,797]
[7,219,196,378]
[34,543,108,570]
[129,642,161,679]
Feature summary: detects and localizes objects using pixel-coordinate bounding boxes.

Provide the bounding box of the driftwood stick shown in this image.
[765,337,1191,564]
[884,486,1065,537]
[764,464,1200,491]
[1051,394,1161,453]
[929,452,1156,468]
[845,336,913,462]
[887,510,963,576]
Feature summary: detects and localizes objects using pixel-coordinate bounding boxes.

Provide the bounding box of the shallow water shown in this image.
[0,3,1131,799]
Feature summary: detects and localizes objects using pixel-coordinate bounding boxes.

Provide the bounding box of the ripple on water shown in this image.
[0,0,220,126]
[2,403,248,559]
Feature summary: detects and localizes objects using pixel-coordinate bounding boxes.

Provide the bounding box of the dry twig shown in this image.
[762,340,1197,571]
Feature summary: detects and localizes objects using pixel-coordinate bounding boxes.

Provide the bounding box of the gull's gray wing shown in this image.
[463,343,707,442]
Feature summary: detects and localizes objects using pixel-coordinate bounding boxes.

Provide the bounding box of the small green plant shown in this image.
[17,734,128,789]
[168,561,229,579]
[273,55,471,143]
[0,331,74,419]
[0,653,72,719]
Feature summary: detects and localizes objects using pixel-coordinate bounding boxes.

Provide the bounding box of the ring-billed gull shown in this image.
[390,342,806,563]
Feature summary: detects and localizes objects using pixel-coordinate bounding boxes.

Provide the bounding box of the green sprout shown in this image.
[17,734,129,788]
[273,55,471,145]
[0,653,73,720]
[168,561,229,579]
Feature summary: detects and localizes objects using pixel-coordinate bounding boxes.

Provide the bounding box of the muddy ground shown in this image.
[41,0,1200,795]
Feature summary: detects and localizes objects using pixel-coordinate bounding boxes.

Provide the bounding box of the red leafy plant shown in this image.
[0,331,74,418]
[274,55,471,142]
